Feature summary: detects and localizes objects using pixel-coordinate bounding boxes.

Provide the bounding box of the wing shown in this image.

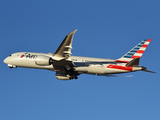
[53,59,76,71]
[53,30,77,60]
[53,30,77,72]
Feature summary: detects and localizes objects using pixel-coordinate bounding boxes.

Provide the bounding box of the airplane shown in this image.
[3,30,155,80]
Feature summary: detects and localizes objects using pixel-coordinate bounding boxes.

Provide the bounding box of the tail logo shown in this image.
[123,39,151,59]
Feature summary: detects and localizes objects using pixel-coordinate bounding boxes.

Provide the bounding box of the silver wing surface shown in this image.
[53,30,77,60]
[52,30,77,72]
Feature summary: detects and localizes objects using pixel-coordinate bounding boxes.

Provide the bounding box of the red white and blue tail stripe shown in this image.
[116,39,151,63]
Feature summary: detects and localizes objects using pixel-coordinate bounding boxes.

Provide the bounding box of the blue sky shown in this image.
[0,0,160,120]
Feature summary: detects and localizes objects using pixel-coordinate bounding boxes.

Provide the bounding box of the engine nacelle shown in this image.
[35,55,53,66]
[56,72,71,80]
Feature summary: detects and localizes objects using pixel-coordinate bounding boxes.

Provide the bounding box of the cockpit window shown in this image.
[9,55,11,57]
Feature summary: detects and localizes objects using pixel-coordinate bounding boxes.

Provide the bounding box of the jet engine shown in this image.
[56,72,71,80]
[35,55,53,66]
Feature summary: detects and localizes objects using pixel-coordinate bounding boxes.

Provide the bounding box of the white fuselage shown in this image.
[3,52,143,76]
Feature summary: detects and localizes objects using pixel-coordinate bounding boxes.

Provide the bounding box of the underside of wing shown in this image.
[53,59,75,71]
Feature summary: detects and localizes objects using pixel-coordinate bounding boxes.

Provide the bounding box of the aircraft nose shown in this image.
[3,57,9,64]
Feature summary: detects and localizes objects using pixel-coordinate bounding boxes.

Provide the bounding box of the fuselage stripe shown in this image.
[115,60,129,63]
[107,65,133,71]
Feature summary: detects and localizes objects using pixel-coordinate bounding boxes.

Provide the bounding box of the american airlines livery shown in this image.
[4,30,155,80]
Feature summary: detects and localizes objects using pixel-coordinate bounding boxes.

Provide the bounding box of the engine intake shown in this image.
[35,55,53,66]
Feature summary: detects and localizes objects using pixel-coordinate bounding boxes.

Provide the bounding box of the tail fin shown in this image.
[115,39,151,63]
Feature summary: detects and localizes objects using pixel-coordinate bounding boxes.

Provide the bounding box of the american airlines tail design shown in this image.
[116,39,151,63]
[4,30,155,80]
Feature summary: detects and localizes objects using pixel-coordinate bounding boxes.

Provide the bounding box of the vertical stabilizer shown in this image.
[115,39,151,63]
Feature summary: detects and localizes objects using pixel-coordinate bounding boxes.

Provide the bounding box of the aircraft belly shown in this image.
[87,65,104,74]
[75,65,104,74]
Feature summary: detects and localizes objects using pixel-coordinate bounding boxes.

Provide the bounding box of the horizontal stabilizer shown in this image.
[126,58,140,67]
[141,67,156,73]
[142,69,156,73]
